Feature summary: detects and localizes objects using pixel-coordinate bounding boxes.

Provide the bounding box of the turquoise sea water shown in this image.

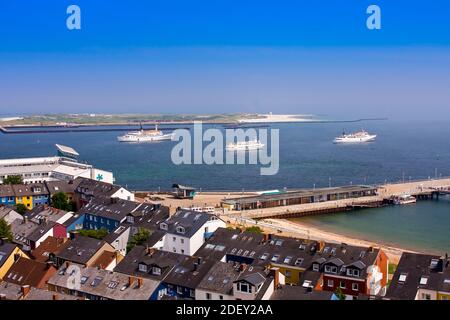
[1,120,450,253]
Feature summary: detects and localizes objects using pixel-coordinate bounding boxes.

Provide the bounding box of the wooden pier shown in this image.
[224,177,450,220]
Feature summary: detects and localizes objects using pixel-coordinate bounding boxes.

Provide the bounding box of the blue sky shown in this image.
[0,0,449,119]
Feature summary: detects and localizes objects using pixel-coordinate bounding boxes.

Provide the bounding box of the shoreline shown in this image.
[265,218,416,264]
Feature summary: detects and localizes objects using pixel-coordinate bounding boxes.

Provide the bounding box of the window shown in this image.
[219,295,224,300]
[138,264,148,272]
[260,253,269,260]
[325,265,337,274]
[285,270,292,278]
[80,276,89,284]
[173,237,176,242]
[108,281,119,289]
[313,264,319,271]
[327,279,334,287]
[422,293,431,300]
[420,277,428,285]
[177,286,183,294]
[180,239,184,244]
[190,290,195,298]
[206,293,211,300]
[399,273,407,282]
[339,281,346,289]
[152,267,161,275]
[295,258,304,266]
[237,282,251,293]
[352,283,359,291]
[271,254,280,262]
[283,256,293,264]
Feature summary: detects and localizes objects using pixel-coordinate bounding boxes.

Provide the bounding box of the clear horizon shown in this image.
[1,1,449,120]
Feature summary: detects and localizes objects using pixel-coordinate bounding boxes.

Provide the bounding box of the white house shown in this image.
[158,210,226,256]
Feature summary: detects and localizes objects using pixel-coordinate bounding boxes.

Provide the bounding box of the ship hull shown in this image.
[333,135,377,144]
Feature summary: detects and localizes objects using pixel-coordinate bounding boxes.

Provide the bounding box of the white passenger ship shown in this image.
[226,139,265,151]
[333,130,377,144]
[117,124,173,142]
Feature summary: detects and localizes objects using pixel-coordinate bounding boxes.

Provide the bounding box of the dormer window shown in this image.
[324,265,338,274]
[160,223,168,231]
[420,276,428,285]
[152,267,162,276]
[283,256,293,264]
[237,282,251,293]
[138,263,148,273]
[176,226,185,234]
[295,258,304,267]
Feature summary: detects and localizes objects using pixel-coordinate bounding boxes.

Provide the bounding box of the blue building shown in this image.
[78,199,139,232]
[0,185,16,206]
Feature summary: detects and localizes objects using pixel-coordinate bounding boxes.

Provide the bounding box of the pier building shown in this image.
[0,145,114,184]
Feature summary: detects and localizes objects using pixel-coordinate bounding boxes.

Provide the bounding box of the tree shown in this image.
[15,203,27,215]
[0,218,13,241]
[3,175,23,185]
[245,226,263,234]
[334,287,346,300]
[77,228,108,240]
[51,192,75,211]
[127,228,150,253]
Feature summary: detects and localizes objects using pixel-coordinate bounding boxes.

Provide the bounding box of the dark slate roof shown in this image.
[270,285,334,300]
[385,252,449,300]
[163,256,217,290]
[0,242,18,269]
[25,205,68,224]
[312,243,381,280]
[196,261,241,295]
[74,177,122,199]
[0,185,15,197]
[12,183,49,197]
[56,235,106,264]
[160,210,219,238]
[237,272,266,286]
[78,198,140,221]
[195,228,320,270]
[45,180,79,195]
[114,246,186,281]
[27,221,56,242]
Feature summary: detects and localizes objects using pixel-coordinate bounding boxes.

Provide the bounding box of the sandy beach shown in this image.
[223,215,414,264]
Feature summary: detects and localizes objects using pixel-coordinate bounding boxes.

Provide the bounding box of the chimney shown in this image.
[197,257,203,265]
[318,241,325,253]
[193,263,199,271]
[270,268,280,289]
[21,285,31,297]
[239,263,247,272]
[65,261,71,269]
[46,261,54,270]
[137,278,143,289]
[52,294,58,300]
[263,233,269,243]
[146,247,155,256]
[128,276,135,287]
[369,246,374,253]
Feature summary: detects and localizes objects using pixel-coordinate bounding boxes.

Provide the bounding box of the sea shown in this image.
[1,119,450,254]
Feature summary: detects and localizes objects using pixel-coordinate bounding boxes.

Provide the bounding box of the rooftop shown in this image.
[56,235,107,265]
[4,257,56,287]
[48,264,160,300]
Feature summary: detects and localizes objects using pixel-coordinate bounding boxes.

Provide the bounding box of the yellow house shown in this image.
[15,195,33,209]
[0,242,29,280]
[438,292,450,300]
[270,263,305,285]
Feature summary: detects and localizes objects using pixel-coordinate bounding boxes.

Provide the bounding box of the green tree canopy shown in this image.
[3,175,23,185]
[0,218,13,241]
[334,287,346,300]
[245,226,263,234]
[15,203,27,215]
[51,192,75,211]
[127,228,150,253]
[76,228,109,240]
